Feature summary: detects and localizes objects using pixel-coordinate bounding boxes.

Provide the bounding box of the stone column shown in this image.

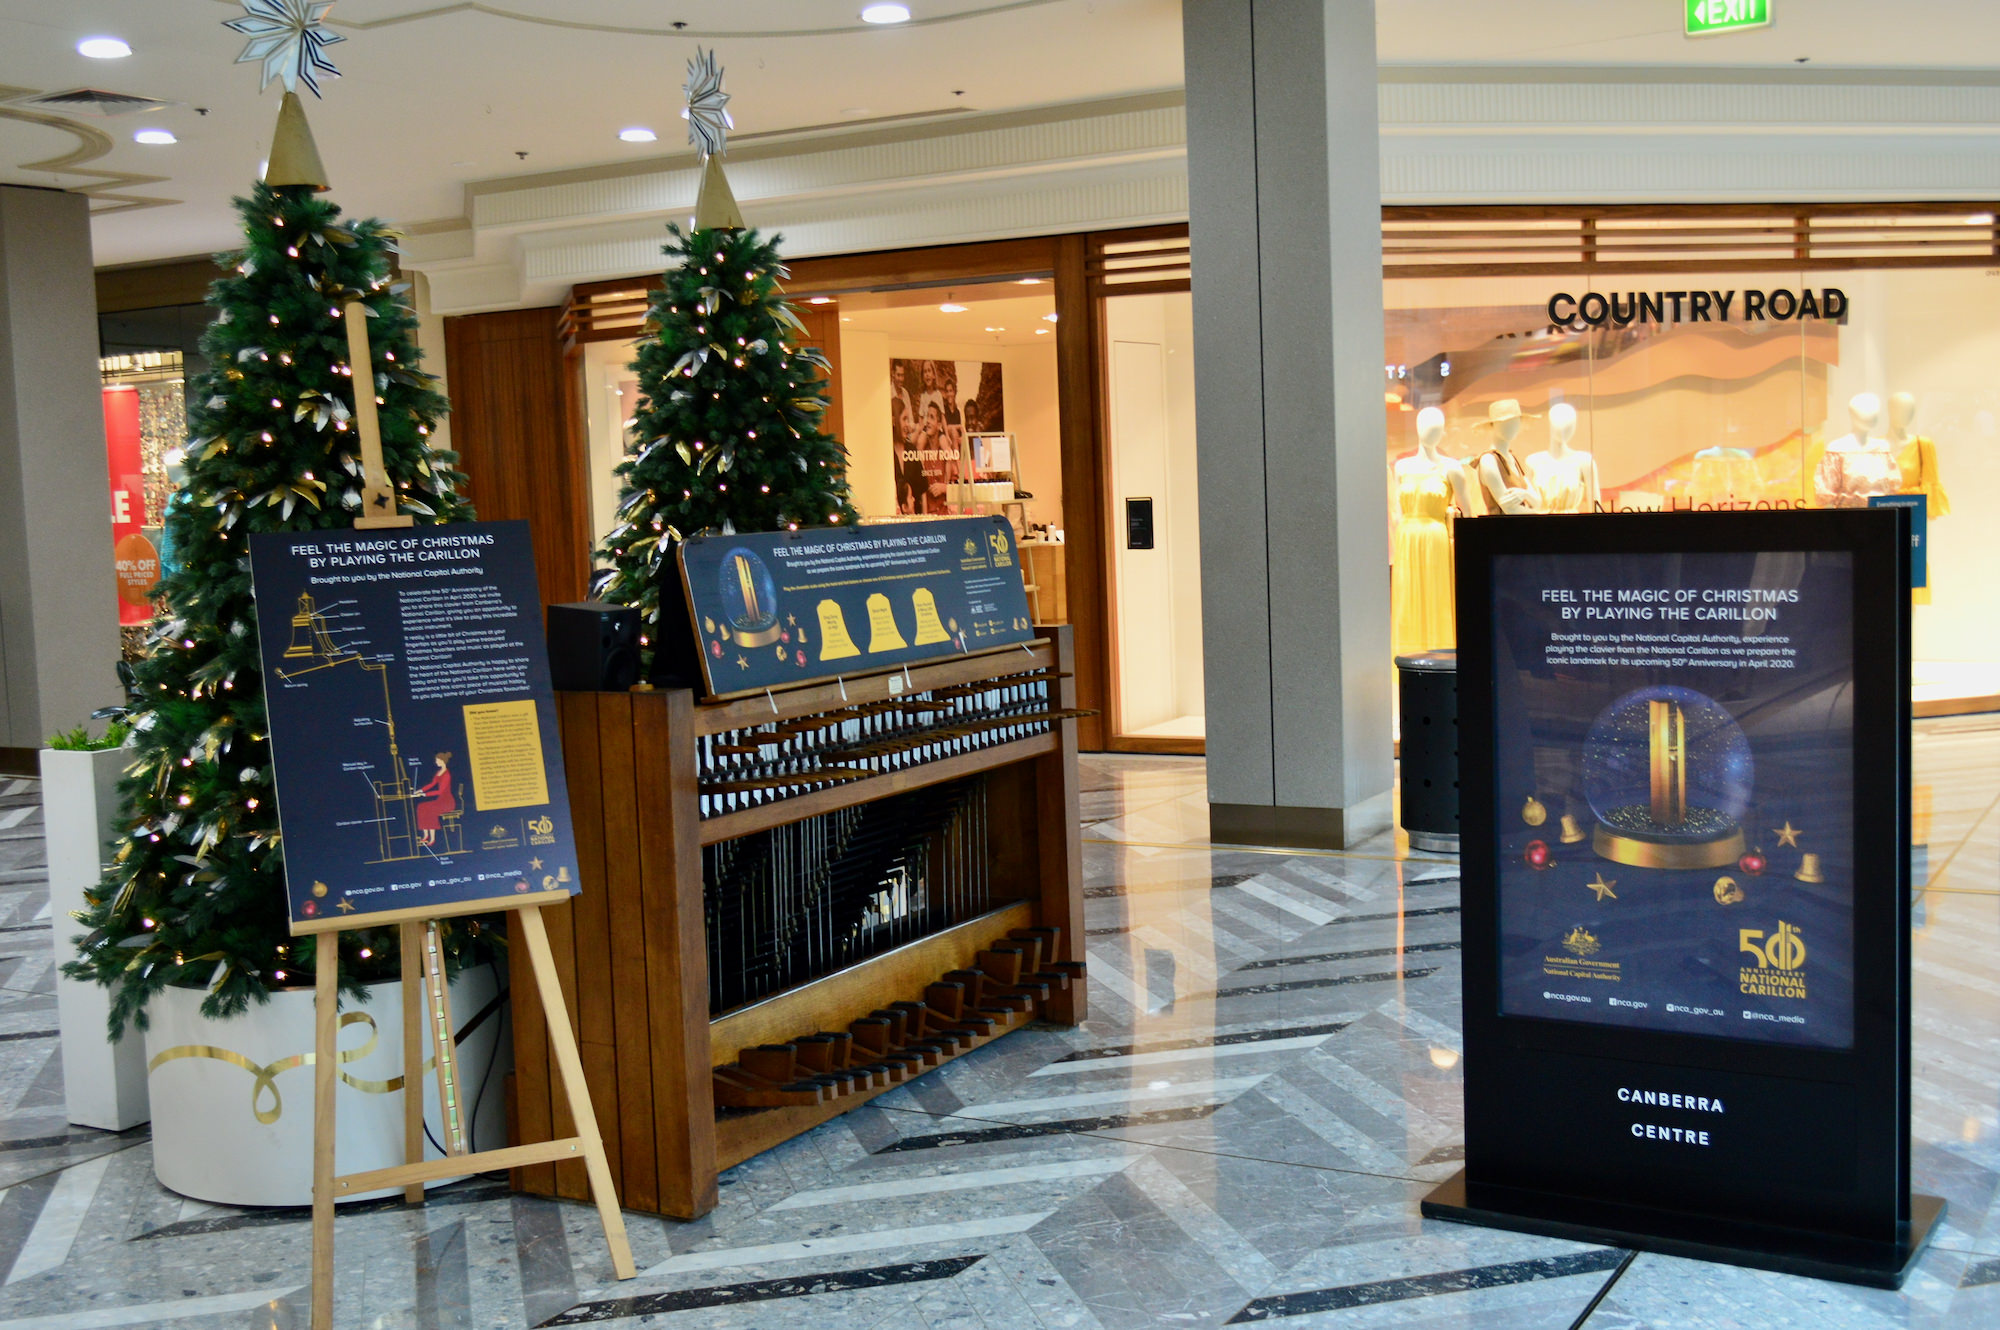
[0,185,119,752]
[1185,0,1393,848]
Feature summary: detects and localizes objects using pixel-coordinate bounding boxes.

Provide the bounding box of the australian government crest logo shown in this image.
[1544,924,1621,984]
[1562,926,1602,957]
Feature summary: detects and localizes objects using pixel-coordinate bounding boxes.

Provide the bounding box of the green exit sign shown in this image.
[1686,0,1770,36]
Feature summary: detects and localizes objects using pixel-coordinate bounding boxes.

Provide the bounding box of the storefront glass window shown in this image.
[1384,266,2000,695]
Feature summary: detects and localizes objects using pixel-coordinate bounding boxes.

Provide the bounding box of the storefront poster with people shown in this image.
[1490,547,1857,1050]
[890,358,1005,514]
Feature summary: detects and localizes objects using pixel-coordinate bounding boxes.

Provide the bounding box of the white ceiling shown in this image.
[836,289,1059,348]
[4,2,1999,269]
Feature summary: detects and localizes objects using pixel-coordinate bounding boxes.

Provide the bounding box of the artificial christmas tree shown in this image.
[595,51,859,671]
[66,137,475,1033]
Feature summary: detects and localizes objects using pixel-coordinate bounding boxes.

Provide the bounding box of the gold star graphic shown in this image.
[1585,873,1618,901]
[335,898,356,913]
[735,654,749,669]
[1773,821,1803,848]
[529,857,543,871]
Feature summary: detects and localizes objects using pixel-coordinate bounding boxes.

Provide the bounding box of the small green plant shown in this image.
[47,721,130,752]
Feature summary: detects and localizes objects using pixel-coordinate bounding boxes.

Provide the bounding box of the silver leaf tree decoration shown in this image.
[683,47,734,159]
[225,0,346,99]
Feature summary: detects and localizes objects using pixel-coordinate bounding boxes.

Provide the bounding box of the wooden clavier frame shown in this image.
[510,627,1088,1217]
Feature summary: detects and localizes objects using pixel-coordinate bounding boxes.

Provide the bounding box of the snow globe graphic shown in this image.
[718,547,781,647]
[1582,685,1751,869]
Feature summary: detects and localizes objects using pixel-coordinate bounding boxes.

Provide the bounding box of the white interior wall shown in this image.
[837,327,898,519]
[580,339,639,565]
[1106,293,1204,734]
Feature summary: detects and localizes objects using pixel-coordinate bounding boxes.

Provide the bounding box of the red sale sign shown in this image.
[103,386,157,625]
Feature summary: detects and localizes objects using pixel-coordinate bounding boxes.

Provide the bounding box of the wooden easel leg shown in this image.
[422,922,469,1155]
[311,939,339,1328]
[516,906,637,1281]
[400,920,424,1203]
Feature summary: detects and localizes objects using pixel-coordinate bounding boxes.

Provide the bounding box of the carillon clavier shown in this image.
[511,626,1090,1219]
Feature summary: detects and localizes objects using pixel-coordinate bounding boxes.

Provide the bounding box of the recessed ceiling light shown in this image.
[1034,328,1049,335]
[807,296,834,304]
[1041,313,1058,323]
[840,316,852,322]
[861,4,912,23]
[619,127,658,143]
[984,326,1005,332]
[1017,277,1042,285]
[940,302,968,313]
[133,128,175,145]
[78,37,132,59]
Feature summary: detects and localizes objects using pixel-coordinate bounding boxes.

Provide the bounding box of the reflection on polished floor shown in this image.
[0,720,1995,1327]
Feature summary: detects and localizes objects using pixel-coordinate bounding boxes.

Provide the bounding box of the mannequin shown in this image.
[1523,402,1599,513]
[1474,399,1539,514]
[1889,391,1950,518]
[1392,406,1473,655]
[1814,392,1904,508]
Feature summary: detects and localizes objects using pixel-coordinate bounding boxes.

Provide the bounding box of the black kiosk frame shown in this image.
[1424,508,1941,1288]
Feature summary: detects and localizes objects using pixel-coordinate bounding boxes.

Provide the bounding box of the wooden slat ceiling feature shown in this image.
[1087,227,1191,297]
[560,277,655,348]
[1382,204,2000,278]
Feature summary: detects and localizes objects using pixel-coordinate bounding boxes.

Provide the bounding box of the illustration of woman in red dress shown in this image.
[416,751,456,849]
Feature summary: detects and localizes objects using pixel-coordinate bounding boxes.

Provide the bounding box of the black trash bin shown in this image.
[1395,650,1458,854]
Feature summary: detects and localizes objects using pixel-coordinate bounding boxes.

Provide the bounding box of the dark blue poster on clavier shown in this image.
[679,516,1037,698]
[1492,549,1855,1049]
[248,521,580,933]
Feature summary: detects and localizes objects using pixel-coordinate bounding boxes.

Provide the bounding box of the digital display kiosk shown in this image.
[1424,508,1941,1287]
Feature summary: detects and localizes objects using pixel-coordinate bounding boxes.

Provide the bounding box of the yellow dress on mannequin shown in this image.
[1896,435,1950,518]
[1393,467,1456,657]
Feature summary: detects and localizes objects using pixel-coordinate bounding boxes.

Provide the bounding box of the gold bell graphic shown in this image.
[1794,852,1825,884]
[1559,813,1587,844]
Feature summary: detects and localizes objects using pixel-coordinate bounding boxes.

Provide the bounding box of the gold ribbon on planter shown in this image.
[147,1011,428,1125]
[148,990,505,1124]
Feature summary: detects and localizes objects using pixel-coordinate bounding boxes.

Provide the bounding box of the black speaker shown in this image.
[546,601,641,692]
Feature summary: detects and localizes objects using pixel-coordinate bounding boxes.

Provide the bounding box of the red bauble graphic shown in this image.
[710,640,723,657]
[1739,850,1767,875]
[1524,839,1550,868]
[781,631,791,643]
[796,650,807,665]
[302,900,317,916]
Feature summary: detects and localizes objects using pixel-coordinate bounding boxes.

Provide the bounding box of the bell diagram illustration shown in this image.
[275,592,464,863]
[1582,684,1752,870]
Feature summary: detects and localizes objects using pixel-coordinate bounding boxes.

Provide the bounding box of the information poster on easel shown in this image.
[249,520,580,930]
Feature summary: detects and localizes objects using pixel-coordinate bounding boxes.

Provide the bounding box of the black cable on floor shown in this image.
[1567,1248,1638,1330]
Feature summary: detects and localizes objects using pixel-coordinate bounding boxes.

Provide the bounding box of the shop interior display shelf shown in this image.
[509,628,1088,1219]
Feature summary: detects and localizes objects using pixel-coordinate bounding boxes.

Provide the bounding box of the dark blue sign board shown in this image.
[1868,493,1927,589]
[249,521,580,934]
[679,516,1037,699]
[1429,508,1941,1288]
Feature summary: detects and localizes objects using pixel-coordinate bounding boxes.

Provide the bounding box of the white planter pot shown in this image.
[40,746,150,1132]
[143,963,509,1206]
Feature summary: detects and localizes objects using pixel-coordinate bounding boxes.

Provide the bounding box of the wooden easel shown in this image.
[298,304,635,1328]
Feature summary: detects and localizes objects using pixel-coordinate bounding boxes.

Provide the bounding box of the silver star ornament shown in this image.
[226,0,345,99]
[682,47,733,158]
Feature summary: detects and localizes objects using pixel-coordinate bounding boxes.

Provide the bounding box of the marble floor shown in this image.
[0,724,1995,1327]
